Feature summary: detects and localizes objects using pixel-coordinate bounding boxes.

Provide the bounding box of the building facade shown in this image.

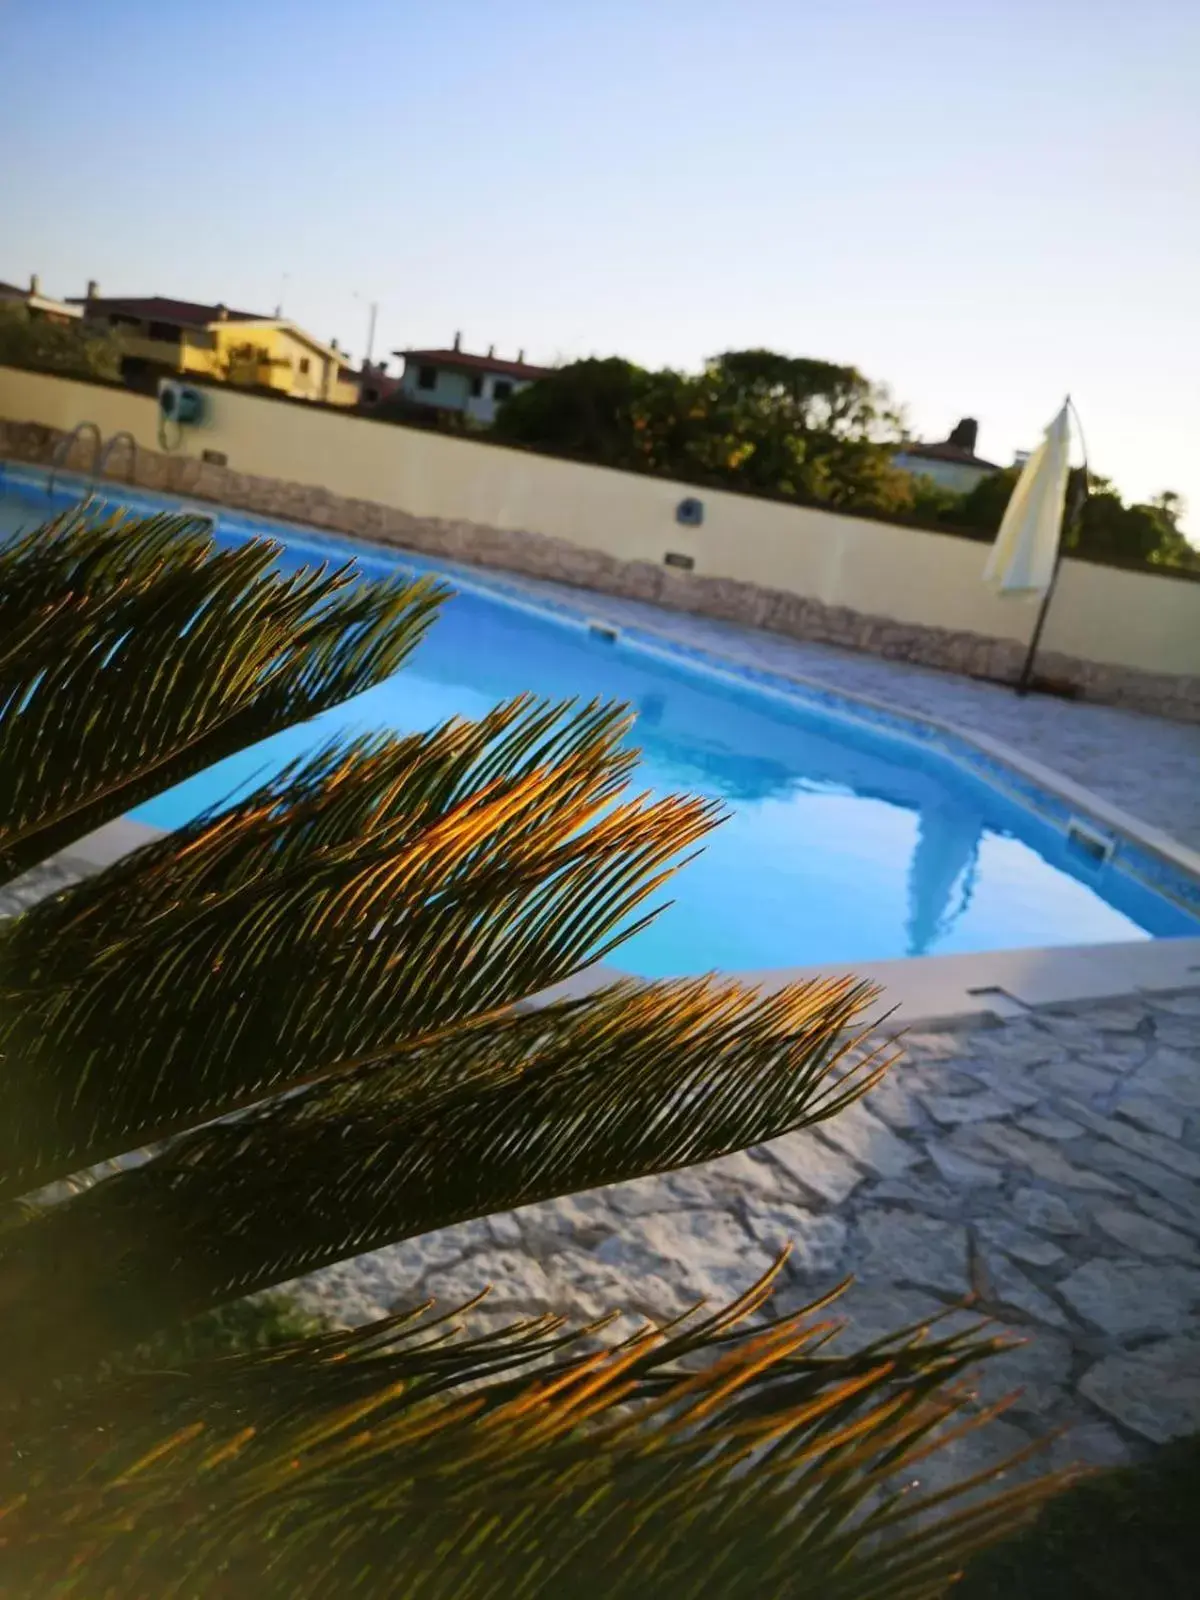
[73,287,359,405]
[892,417,1001,496]
[395,335,549,425]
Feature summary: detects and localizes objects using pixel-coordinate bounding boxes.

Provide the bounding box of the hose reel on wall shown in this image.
[157,380,206,450]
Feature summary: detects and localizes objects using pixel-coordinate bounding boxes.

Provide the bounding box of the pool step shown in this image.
[179,505,218,529]
[1067,816,1116,865]
[587,619,620,643]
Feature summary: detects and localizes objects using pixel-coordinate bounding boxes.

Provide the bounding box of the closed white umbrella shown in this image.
[984,400,1072,596]
[983,399,1085,695]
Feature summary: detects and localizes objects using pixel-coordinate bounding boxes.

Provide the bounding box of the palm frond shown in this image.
[0,1274,1073,1600]
[0,505,208,661]
[0,506,447,880]
[0,976,885,1370]
[0,698,718,1200]
[0,507,1077,1593]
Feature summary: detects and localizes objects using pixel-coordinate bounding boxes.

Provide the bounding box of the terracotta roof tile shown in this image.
[897,439,999,470]
[70,296,267,326]
[396,348,551,381]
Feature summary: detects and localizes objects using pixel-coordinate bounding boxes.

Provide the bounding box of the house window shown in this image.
[469,375,483,398]
[493,380,513,402]
[417,365,437,390]
[148,321,180,341]
[299,356,310,375]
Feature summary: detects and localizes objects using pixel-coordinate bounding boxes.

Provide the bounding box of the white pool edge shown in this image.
[65,815,1200,1031]
[23,463,1199,1024]
[16,459,1200,890]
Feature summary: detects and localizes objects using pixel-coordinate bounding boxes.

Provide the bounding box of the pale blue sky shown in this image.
[3,0,1197,528]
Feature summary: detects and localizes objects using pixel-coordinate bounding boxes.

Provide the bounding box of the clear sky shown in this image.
[3,0,1197,529]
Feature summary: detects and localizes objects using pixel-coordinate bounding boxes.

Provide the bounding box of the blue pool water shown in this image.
[3,470,1197,975]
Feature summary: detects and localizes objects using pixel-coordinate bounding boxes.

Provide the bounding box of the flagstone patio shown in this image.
[297,985,1200,1484]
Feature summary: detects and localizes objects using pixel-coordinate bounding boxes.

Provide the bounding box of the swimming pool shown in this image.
[3,464,1198,976]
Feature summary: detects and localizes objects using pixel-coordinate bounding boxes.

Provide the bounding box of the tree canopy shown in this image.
[494,350,916,515]
[493,351,1196,570]
[948,467,1197,570]
[0,302,123,382]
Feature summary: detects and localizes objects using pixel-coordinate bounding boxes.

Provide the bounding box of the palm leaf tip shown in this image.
[0,974,889,1366]
[0,696,722,1210]
[0,1274,1071,1599]
[0,506,449,881]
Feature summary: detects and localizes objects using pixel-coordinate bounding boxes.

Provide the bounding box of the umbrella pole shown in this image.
[1014,466,1088,698]
[1015,558,1062,696]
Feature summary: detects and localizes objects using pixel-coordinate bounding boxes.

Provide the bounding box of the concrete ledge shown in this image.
[57,817,163,872]
[544,939,1200,1030]
[733,936,1200,1028]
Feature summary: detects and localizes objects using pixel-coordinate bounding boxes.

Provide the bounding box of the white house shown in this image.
[394,334,550,425]
[0,273,82,324]
[892,417,1001,496]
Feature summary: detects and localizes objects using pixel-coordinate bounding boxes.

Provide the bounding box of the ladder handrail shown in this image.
[96,430,138,488]
[46,421,102,497]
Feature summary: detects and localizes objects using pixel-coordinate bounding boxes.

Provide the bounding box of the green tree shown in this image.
[495,350,917,515]
[1150,489,1186,527]
[939,466,1021,537]
[698,351,913,511]
[941,470,1198,569]
[492,355,653,466]
[0,507,1065,1596]
[907,473,967,524]
[0,302,124,381]
[1074,480,1197,568]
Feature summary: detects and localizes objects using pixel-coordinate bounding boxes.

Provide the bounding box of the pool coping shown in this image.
[11,460,1200,1023]
[57,810,1200,1029]
[417,568,1200,916]
[220,488,1200,917]
[532,938,1200,1030]
[9,459,1200,879]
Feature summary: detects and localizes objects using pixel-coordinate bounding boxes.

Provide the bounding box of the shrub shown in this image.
[0,302,124,381]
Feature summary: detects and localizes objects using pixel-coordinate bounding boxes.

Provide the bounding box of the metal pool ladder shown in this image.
[46,424,138,498]
[46,420,102,496]
[96,430,138,488]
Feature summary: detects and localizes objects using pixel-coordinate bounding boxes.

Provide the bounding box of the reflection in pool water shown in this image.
[3,473,1190,974]
[121,517,1195,975]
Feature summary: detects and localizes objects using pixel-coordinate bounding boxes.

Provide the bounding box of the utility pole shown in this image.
[352,292,380,366]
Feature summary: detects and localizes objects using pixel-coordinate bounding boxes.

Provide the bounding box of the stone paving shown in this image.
[294,987,1200,1481]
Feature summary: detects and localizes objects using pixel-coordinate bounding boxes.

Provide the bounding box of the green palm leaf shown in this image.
[0,698,716,1201]
[0,507,446,881]
[1,975,884,1370]
[0,506,1075,1591]
[0,1276,1067,1600]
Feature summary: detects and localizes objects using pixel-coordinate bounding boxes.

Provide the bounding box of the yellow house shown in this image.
[72,286,360,406]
